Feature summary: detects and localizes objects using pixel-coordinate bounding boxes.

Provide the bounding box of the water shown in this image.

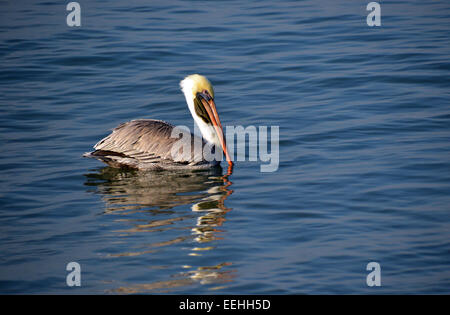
[1,0,450,294]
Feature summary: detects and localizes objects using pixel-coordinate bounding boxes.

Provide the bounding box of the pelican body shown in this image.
[84,74,232,170]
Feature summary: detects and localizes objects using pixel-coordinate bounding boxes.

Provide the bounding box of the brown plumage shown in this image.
[83,119,219,170]
[84,74,233,171]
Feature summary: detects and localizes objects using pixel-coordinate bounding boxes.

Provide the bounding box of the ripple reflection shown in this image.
[84,166,235,293]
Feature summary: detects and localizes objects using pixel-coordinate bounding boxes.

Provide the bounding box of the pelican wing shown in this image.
[87,119,204,168]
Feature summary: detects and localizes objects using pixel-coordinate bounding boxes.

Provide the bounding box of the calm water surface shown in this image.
[1,0,450,294]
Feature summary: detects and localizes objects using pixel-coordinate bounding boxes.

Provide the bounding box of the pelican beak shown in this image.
[198,92,233,166]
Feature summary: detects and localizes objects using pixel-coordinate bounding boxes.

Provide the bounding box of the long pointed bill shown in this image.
[199,95,233,166]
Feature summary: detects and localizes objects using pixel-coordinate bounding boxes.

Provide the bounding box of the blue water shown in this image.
[1,0,450,294]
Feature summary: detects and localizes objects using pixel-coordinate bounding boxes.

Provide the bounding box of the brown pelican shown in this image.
[84,74,233,171]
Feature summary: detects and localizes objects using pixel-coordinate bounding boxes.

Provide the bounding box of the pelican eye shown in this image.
[197,90,213,102]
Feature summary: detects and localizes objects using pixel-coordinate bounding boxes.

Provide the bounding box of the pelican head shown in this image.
[180,74,232,166]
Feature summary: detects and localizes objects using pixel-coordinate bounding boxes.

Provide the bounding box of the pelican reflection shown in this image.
[84,166,234,293]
